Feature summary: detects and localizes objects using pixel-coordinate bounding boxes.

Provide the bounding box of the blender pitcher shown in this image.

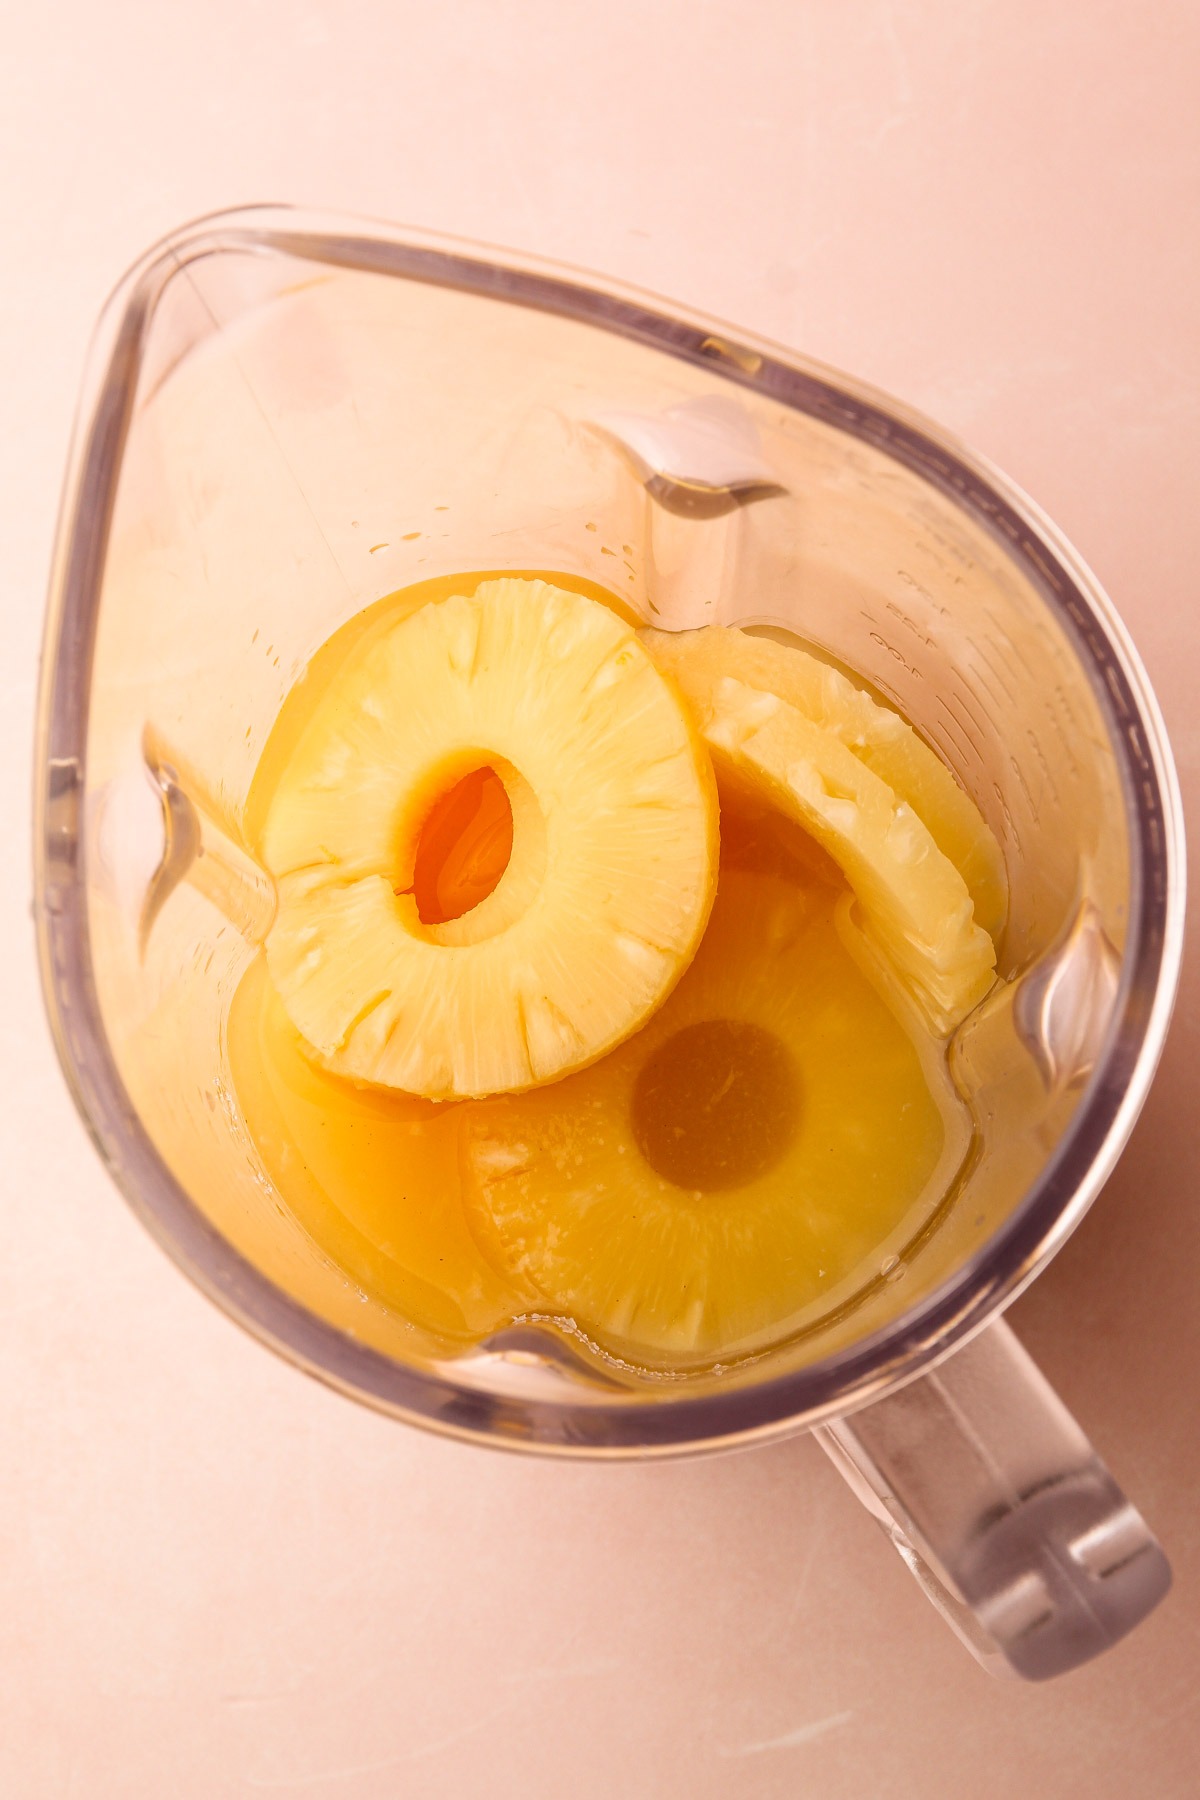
[35,208,1185,1682]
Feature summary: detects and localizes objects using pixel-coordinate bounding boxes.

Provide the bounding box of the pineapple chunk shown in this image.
[461,870,965,1363]
[643,625,1007,940]
[653,666,996,1033]
[262,579,718,1098]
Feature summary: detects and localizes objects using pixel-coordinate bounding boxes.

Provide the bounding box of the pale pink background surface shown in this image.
[3,4,1199,1795]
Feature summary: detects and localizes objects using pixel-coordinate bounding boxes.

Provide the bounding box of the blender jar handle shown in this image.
[812,1317,1171,1679]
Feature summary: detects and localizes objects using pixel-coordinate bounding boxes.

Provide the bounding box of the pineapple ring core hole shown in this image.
[630,1019,801,1192]
[407,764,516,925]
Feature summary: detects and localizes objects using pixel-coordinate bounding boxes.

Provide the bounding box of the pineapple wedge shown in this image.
[462,870,962,1363]
[643,625,1007,940]
[262,579,719,1098]
[653,665,996,1033]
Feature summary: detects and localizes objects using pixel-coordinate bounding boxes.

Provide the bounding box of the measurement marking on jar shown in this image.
[1025,727,1060,806]
[991,780,1019,848]
[1009,752,1040,826]
[972,656,1012,713]
[981,632,1021,697]
[868,630,923,681]
[885,596,938,650]
[940,685,989,749]
[931,707,973,769]
[896,568,953,620]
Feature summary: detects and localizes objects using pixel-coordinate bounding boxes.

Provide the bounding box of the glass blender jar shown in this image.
[35,208,1185,1680]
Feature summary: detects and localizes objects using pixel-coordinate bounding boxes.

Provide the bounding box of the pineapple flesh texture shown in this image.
[461,869,962,1364]
[262,580,719,1098]
[643,625,1007,941]
[647,657,996,1034]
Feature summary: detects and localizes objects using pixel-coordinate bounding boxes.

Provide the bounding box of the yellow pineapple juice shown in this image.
[228,573,977,1371]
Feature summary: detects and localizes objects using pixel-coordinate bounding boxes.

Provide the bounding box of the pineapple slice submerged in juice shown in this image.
[460,864,968,1362]
[230,575,998,1368]
[643,632,998,1035]
[644,625,1008,941]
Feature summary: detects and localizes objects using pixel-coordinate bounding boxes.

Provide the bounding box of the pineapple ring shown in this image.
[461,869,966,1364]
[651,663,996,1033]
[261,579,718,1099]
[643,625,1008,940]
